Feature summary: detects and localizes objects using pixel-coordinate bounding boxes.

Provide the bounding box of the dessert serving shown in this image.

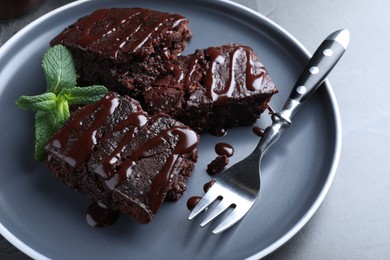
[16,7,277,226]
[45,92,199,224]
[51,7,277,135]
[50,8,192,99]
[145,44,277,134]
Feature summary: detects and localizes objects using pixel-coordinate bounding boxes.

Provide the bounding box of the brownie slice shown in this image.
[50,8,192,98]
[45,92,199,224]
[51,9,277,135]
[144,44,278,135]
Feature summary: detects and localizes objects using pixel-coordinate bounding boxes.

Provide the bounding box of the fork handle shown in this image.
[254,29,349,156]
[278,29,349,121]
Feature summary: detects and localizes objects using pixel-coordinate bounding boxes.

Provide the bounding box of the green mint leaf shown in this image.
[60,85,108,105]
[55,95,70,129]
[42,45,77,94]
[35,111,57,161]
[15,92,56,112]
[16,45,108,161]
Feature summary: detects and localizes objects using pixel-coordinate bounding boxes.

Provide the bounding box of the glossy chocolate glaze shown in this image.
[252,126,265,137]
[215,143,234,157]
[187,180,216,211]
[85,201,119,228]
[159,44,276,136]
[93,111,149,181]
[51,8,277,138]
[50,93,120,169]
[186,196,202,211]
[203,45,269,104]
[47,92,199,223]
[203,179,216,193]
[98,124,198,213]
[211,128,227,137]
[164,44,274,106]
[252,104,274,137]
[52,8,189,60]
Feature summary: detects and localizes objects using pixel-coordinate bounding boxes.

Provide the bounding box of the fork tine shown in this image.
[200,199,232,227]
[212,202,253,234]
[188,188,220,220]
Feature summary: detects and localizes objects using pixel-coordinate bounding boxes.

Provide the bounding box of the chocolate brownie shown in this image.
[50,8,192,97]
[45,92,199,224]
[145,44,278,134]
[51,8,277,135]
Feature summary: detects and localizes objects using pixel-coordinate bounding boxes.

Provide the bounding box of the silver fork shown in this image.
[188,29,350,234]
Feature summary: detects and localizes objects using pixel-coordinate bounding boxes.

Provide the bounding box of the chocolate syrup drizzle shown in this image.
[165,45,269,106]
[99,124,198,213]
[252,126,265,137]
[50,93,198,221]
[85,201,119,228]
[92,111,149,182]
[186,196,201,211]
[204,46,267,104]
[55,8,186,59]
[215,142,234,157]
[252,104,275,137]
[162,45,270,136]
[203,179,216,192]
[51,94,120,168]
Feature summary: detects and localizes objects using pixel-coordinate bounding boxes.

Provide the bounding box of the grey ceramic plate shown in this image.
[0,0,341,259]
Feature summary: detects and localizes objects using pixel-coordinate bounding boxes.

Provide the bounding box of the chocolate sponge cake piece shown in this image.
[144,44,278,134]
[50,8,192,97]
[45,92,199,224]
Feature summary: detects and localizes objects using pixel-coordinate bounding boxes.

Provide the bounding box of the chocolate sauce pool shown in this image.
[203,179,215,192]
[186,196,202,211]
[215,142,234,157]
[252,126,265,137]
[86,201,119,228]
[186,180,216,211]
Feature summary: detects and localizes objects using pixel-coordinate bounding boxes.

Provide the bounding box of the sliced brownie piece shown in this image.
[144,44,278,135]
[50,8,192,97]
[45,92,199,224]
[51,8,277,135]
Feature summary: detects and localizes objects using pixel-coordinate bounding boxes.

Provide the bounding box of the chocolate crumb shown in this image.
[207,155,229,175]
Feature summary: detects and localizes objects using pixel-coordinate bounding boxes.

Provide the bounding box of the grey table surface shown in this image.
[1,0,389,259]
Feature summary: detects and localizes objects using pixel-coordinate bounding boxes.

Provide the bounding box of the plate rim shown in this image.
[0,0,342,259]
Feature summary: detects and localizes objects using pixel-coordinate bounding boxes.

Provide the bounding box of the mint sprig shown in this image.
[15,92,57,111]
[16,45,108,161]
[42,44,77,94]
[61,86,109,105]
[34,111,57,162]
